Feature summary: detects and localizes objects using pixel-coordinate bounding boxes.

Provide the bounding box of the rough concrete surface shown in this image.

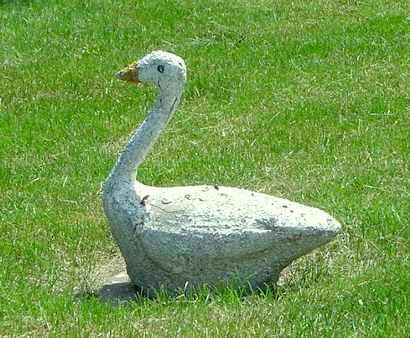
[103,51,341,295]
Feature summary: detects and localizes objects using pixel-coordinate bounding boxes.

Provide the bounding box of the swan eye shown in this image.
[157,65,165,73]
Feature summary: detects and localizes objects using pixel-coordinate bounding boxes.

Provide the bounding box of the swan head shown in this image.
[116,51,187,88]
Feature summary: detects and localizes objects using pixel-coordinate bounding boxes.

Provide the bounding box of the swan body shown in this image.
[103,51,341,293]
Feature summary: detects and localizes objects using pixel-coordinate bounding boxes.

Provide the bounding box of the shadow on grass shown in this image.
[74,259,324,306]
[99,281,139,304]
[77,273,290,306]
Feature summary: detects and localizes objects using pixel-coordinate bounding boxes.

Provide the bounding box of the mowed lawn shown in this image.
[0,0,408,335]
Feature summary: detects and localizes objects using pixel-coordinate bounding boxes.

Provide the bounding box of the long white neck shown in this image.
[107,82,183,187]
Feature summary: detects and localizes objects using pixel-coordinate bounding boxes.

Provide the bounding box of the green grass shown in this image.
[1,0,409,335]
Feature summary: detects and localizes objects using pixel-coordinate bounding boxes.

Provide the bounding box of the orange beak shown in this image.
[115,61,140,83]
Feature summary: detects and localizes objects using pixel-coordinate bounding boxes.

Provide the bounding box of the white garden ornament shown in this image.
[103,51,341,294]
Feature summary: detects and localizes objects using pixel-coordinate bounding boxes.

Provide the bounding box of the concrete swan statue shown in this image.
[103,51,341,294]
